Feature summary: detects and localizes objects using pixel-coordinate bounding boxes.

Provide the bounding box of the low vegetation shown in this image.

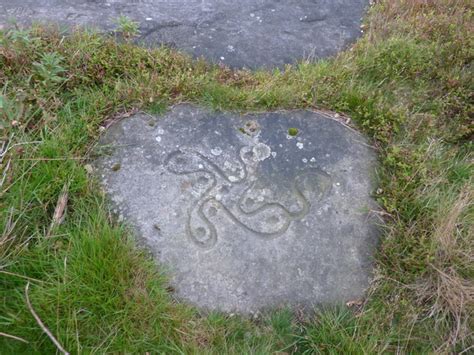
[1,0,472,353]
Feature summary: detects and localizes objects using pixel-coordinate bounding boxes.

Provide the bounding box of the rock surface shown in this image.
[96,104,380,314]
[0,0,368,68]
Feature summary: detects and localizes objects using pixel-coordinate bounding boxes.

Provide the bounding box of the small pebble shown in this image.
[84,164,94,174]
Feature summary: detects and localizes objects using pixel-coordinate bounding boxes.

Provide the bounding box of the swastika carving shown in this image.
[165,147,332,249]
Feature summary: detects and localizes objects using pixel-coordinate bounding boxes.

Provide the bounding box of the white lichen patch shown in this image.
[252,143,272,161]
[296,142,304,150]
[211,147,223,156]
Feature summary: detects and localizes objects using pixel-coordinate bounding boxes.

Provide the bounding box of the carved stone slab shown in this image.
[0,0,369,68]
[96,105,380,313]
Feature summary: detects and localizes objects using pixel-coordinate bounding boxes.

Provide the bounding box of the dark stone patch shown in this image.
[0,0,369,69]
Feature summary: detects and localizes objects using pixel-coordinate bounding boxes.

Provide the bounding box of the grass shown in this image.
[1,0,473,353]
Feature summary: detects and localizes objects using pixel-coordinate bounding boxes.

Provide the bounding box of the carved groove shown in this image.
[164,148,331,249]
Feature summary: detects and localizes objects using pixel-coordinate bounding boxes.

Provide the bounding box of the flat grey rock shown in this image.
[96,104,380,314]
[0,0,368,69]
